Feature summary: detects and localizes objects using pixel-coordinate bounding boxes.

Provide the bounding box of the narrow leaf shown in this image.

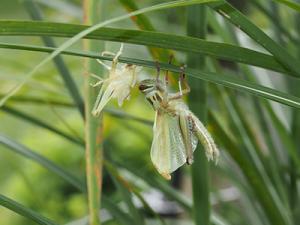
[210,1,300,77]
[0,194,58,225]
[0,0,221,106]
[274,0,300,12]
[23,0,85,118]
[1,42,300,109]
[187,4,210,225]
[0,134,85,192]
[1,106,84,146]
[0,20,294,76]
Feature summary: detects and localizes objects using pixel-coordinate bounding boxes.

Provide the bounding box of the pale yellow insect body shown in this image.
[92,44,140,116]
[139,77,219,180]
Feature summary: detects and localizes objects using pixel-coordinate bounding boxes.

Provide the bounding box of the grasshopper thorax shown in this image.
[139,79,166,110]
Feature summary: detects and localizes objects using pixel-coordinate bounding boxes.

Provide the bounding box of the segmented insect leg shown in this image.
[99,44,123,74]
[169,65,191,100]
[179,113,194,165]
[179,65,190,94]
[112,43,123,63]
[191,114,219,163]
[96,59,111,70]
[89,73,105,87]
[165,54,173,86]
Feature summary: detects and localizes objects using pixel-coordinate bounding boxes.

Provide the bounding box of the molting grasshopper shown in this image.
[139,64,219,180]
[92,44,140,116]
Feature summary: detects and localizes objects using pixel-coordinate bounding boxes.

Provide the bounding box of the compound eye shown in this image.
[139,84,149,91]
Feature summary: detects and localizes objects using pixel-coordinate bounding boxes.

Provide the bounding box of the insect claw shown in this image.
[186,156,194,165]
[180,64,186,80]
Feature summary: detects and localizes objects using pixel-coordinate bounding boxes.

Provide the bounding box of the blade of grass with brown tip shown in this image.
[83,0,104,225]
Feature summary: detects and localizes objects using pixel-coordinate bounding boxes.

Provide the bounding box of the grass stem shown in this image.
[187,5,210,225]
[83,0,104,224]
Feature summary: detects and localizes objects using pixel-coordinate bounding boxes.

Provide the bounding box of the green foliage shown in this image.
[0,0,300,225]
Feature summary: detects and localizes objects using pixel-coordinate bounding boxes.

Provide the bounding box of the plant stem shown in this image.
[290,0,300,219]
[187,5,209,225]
[83,0,104,225]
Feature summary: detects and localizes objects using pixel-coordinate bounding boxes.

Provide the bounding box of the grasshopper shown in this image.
[92,44,140,116]
[139,64,219,179]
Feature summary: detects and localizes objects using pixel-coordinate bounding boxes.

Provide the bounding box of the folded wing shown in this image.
[151,110,187,179]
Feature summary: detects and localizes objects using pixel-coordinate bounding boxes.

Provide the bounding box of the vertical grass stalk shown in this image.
[83,0,104,224]
[290,1,300,219]
[187,5,210,225]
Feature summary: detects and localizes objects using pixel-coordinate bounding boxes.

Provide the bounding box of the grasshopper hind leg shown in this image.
[179,113,197,165]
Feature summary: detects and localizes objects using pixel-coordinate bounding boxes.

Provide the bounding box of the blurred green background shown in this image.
[1,0,300,225]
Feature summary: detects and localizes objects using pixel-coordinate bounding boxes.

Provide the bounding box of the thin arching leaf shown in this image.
[23,0,85,118]
[1,42,300,109]
[0,194,59,225]
[1,106,84,146]
[0,21,293,76]
[0,134,85,192]
[0,0,221,106]
[274,0,300,12]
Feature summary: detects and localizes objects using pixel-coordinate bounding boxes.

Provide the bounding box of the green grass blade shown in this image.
[132,191,166,225]
[0,194,59,225]
[104,108,152,126]
[209,6,291,203]
[208,14,293,223]
[105,162,145,225]
[269,1,285,45]
[0,20,294,76]
[187,4,210,225]
[83,0,104,225]
[117,0,155,31]
[220,88,291,218]
[114,157,230,225]
[211,214,231,225]
[250,0,297,43]
[208,112,291,225]
[23,0,85,118]
[274,0,300,11]
[101,197,135,225]
[0,0,221,106]
[264,102,300,169]
[290,2,300,217]
[117,0,172,60]
[0,94,152,126]
[0,134,85,192]
[210,1,300,77]
[1,42,300,109]
[0,95,74,107]
[65,197,135,225]
[83,0,104,224]
[1,106,84,146]
[34,0,81,18]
